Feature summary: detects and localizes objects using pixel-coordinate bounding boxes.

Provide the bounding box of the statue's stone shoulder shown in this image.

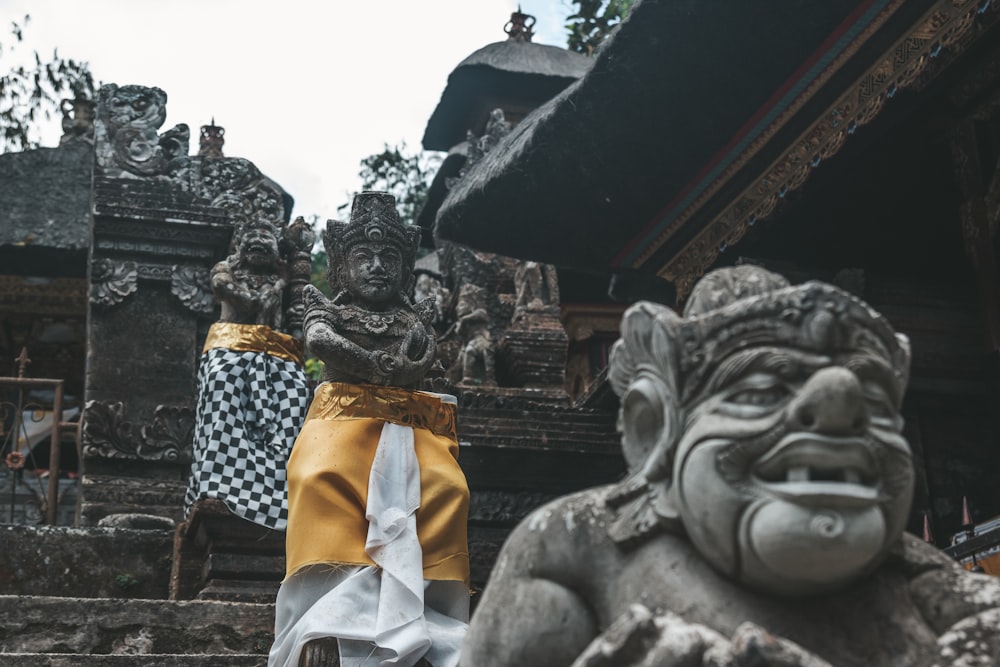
[493,486,617,582]
[900,533,1000,634]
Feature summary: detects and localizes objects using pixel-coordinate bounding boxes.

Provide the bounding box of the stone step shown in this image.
[0,654,267,666]
[0,595,274,656]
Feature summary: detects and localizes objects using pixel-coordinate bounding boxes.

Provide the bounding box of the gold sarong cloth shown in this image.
[285,382,470,586]
[203,321,304,365]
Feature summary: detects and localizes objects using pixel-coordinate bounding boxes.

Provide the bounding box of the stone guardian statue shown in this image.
[184,216,312,530]
[461,265,1000,666]
[269,192,470,667]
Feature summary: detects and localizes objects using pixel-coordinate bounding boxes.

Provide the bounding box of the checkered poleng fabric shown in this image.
[184,348,312,530]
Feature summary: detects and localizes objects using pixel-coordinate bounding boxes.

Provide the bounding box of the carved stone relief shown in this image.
[170,265,214,315]
[94,84,189,179]
[90,258,138,308]
[81,400,192,462]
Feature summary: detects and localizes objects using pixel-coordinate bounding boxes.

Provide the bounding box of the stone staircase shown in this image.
[0,525,274,665]
[0,595,273,665]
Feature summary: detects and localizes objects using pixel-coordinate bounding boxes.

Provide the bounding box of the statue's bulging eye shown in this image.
[727,386,789,407]
[719,374,791,416]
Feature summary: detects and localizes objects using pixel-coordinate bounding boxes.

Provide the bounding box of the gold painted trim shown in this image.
[307,382,458,442]
[203,322,304,364]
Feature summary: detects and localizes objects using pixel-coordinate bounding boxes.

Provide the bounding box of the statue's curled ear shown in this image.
[609,301,684,484]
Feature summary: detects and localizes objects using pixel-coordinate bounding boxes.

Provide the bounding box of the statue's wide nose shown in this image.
[787,367,868,435]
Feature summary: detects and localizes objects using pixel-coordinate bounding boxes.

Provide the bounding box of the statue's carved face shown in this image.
[238,225,280,272]
[343,243,404,304]
[671,345,913,596]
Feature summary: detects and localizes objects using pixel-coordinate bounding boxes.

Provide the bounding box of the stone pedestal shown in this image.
[497,308,569,390]
[170,499,285,603]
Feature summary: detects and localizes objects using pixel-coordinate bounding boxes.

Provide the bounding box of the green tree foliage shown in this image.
[566,0,635,55]
[1,15,94,152]
[343,141,441,227]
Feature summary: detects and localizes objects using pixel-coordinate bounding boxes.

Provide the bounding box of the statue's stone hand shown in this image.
[571,607,833,667]
[934,607,1000,666]
[570,605,722,667]
[302,284,327,310]
[702,623,833,667]
[401,325,430,362]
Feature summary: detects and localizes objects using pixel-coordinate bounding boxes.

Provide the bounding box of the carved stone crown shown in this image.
[678,280,910,405]
[324,191,420,258]
[235,216,280,239]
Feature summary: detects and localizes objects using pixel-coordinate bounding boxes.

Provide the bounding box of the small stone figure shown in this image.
[462,265,1000,666]
[270,192,470,667]
[413,271,449,327]
[451,283,495,386]
[212,219,287,330]
[513,259,559,317]
[184,217,312,530]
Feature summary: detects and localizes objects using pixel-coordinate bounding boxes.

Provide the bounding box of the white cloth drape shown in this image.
[269,407,468,667]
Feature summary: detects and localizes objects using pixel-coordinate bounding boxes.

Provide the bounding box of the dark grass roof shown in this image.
[433,0,903,274]
[422,40,590,151]
[0,140,93,251]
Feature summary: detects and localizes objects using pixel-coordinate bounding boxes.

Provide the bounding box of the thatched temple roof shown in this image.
[435,0,987,295]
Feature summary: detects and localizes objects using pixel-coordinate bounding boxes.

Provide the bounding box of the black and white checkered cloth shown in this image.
[184,348,312,530]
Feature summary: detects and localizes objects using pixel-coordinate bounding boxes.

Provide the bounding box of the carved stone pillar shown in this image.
[79,84,292,525]
[81,178,231,524]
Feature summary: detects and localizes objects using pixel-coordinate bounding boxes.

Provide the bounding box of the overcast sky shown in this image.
[4,0,570,221]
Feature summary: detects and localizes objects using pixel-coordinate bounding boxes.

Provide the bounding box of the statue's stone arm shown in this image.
[461,497,599,667]
[303,285,435,387]
[211,261,258,312]
[905,540,1000,635]
[305,313,390,384]
[258,277,286,329]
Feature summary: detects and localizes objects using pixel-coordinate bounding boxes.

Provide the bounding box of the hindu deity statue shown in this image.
[461,265,1000,666]
[269,192,470,667]
[184,216,312,531]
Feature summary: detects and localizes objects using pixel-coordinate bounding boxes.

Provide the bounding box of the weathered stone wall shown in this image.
[0,525,172,599]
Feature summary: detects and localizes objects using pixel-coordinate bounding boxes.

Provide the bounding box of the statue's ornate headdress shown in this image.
[608,266,911,475]
[323,191,421,295]
[227,215,283,272]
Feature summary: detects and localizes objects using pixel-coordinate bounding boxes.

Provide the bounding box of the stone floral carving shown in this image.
[139,405,194,463]
[94,84,189,178]
[82,401,194,462]
[462,265,1000,666]
[90,258,138,307]
[199,157,287,229]
[170,265,214,315]
[81,401,135,460]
